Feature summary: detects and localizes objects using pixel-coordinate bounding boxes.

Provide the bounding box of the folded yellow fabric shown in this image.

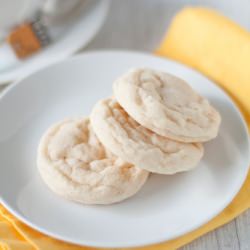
[1,7,250,250]
[157,7,250,126]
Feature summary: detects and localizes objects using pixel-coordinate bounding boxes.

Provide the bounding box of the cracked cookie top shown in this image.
[113,68,221,142]
[37,118,148,204]
[90,98,204,174]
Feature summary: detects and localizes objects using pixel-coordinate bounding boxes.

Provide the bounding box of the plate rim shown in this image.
[0,50,249,248]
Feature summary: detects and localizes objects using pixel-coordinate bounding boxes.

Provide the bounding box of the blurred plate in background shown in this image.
[0,0,109,84]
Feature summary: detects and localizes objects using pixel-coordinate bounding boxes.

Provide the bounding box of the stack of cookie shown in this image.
[37,68,221,205]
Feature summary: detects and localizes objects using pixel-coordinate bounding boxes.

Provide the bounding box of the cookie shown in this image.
[37,118,149,205]
[113,68,221,142]
[90,98,203,174]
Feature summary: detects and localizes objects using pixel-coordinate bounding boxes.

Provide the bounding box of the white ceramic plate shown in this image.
[0,51,249,248]
[0,0,109,84]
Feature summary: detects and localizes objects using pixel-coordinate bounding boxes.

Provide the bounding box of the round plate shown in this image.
[0,51,249,248]
[0,0,109,84]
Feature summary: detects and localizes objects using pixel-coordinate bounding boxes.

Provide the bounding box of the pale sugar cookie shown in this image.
[37,118,148,205]
[113,68,221,142]
[90,98,203,174]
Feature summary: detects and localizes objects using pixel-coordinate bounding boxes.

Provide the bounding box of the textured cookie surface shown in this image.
[113,68,221,142]
[37,118,148,204]
[90,98,204,174]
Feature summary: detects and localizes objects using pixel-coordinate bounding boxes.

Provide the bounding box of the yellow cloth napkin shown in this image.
[1,7,250,250]
[157,7,250,127]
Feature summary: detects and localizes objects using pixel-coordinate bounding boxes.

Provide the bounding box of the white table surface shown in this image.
[1,0,250,249]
